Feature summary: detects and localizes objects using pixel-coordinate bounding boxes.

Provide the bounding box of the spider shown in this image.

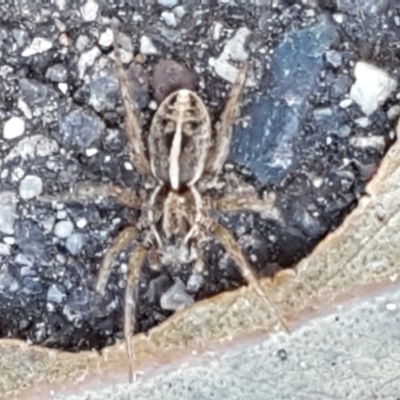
[52,26,289,381]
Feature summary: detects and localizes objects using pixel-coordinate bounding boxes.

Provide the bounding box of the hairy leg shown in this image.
[212,192,282,221]
[124,244,148,383]
[96,225,141,295]
[40,183,142,209]
[204,62,249,177]
[201,216,289,333]
[112,23,150,175]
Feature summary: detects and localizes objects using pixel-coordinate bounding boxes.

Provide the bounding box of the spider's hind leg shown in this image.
[124,243,148,383]
[201,216,290,333]
[112,22,151,176]
[96,225,141,295]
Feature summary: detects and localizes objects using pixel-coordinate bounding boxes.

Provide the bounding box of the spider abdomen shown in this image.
[149,89,212,189]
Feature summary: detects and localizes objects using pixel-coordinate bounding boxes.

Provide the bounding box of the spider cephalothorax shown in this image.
[50,26,289,381]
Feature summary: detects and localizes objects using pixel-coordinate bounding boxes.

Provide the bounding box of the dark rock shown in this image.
[231,17,338,184]
[151,59,197,103]
[58,108,105,149]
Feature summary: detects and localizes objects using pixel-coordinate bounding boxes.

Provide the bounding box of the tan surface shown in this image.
[1,122,399,400]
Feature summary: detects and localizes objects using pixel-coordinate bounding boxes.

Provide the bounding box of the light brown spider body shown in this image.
[52,27,289,381]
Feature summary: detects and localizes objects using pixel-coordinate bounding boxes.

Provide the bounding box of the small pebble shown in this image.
[99,28,113,48]
[0,192,17,234]
[45,64,68,82]
[19,175,43,200]
[66,233,86,255]
[158,0,178,8]
[161,11,177,27]
[47,285,64,303]
[54,220,74,238]
[3,116,25,140]
[56,210,67,220]
[80,0,98,22]
[350,61,397,116]
[140,36,158,55]
[160,279,194,311]
[0,243,11,256]
[76,218,87,229]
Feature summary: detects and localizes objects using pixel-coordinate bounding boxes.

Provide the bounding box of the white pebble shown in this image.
[99,28,113,48]
[3,116,25,140]
[350,61,397,116]
[3,236,15,245]
[19,175,43,200]
[85,147,98,157]
[80,0,98,22]
[140,36,158,55]
[0,243,11,255]
[22,37,52,57]
[161,11,177,27]
[76,218,87,229]
[78,46,101,79]
[54,220,74,238]
[158,0,178,8]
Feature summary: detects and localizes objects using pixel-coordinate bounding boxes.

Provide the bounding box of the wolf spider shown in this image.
[52,27,289,381]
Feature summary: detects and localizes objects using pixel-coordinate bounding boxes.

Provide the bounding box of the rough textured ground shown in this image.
[0,0,399,355]
[1,118,399,400]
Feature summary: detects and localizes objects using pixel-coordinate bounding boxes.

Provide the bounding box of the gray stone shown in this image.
[160,279,194,311]
[58,109,105,149]
[66,233,86,255]
[12,28,28,47]
[88,74,119,113]
[186,273,204,293]
[45,64,68,82]
[0,192,17,234]
[157,0,178,8]
[47,284,64,303]
[54,220,74,238]
[5,134,59,162]
[19,175,43,200]
[325,50,342,68]
[161,11,177,27]
[0,243,11,256]
[19,78,59,108]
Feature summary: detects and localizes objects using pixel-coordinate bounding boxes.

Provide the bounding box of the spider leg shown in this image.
[124,244,148,383]
[201,216,289,333]
[212,193,281,221]
[39,183,142,209]
[112,24,151,175]
[96,225,141,295]
[204,62,249,177]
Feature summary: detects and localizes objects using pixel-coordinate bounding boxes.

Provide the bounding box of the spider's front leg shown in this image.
[200,216,290,333]
[112,23,151,176]
[205,62,249,176]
